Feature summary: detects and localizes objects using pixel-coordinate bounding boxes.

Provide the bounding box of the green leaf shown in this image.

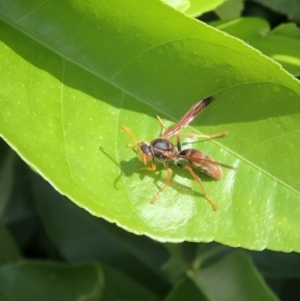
[164,277,210,301]
[1,0,300,251]
[193,252,279,301]
[162,0,190,12]
[184,0,225,17]
[0,222,21,264]
[212,18,300,76]
[0,261,104,301]
[249,250,300,278]
[101,265,159,301]
[162,244,188,283]
[0,145,15,215]
[215,0,244,20]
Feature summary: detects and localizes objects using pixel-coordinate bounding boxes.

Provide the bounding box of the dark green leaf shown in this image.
[0,146,15,215]
[253,0,300,22]
[164,277,210,301]
[0,222,21,264]
[101,265,159,301]
[193,252,279,301]
[0,261,104,301]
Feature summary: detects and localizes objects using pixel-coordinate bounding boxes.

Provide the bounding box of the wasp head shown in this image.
[137,142,153,164]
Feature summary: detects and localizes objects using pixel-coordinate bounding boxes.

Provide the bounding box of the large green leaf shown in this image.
[0,0,300,251]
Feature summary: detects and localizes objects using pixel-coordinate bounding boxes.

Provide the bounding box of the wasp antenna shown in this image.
[121,126,144,155]
[122,126,139,144]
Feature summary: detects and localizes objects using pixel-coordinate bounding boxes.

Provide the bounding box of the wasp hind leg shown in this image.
[177,163,218,210]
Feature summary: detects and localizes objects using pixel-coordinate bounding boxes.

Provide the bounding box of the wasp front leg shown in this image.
[150,166,172,204]
[140,159,156,171]
[139,160,172,204]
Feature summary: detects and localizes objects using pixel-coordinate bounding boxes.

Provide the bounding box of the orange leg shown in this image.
[156,115,168,135]
[140,159,156,171]
[179,164,218,210]
[150,166,172,204]
[179,131,228,140]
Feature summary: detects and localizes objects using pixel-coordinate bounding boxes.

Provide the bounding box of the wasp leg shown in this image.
[140,159,156,171]
[150,166,172,204]
[156,115,168,135]
[176,135,182,152]
[177,163,218,210]
[179,131,228,140]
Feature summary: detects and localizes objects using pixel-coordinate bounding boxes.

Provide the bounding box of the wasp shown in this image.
[122,96,235,210]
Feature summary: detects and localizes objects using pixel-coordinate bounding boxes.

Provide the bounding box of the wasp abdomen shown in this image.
[179,148,222,180]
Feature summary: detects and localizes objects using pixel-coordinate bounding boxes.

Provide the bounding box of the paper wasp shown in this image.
[122,96,235,210]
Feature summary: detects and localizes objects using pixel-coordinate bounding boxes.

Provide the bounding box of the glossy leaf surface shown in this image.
[0,0,300,251]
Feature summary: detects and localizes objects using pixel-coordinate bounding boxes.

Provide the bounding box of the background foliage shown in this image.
[1,0,300,300]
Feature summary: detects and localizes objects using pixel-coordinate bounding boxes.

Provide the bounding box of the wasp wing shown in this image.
[161,96,214,138]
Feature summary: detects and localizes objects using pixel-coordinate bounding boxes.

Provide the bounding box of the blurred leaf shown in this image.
[162,0,190,12]
[212,18,300,76]
[164,277,210,301]
[0,222,21,264]
[31,172,170,296]
[0,146,15,215]
[184,0,225,17]
[1,157,37,248]
[2,158,35,224]
[249,250,300,278]
[215,0,244,20]
[1,1,300,251]
[253,0,300,22]
[162,244,188,283]
[0,261,103,301]
[194,242,231,268]
[101,265,159,301]
[193,252,279,301]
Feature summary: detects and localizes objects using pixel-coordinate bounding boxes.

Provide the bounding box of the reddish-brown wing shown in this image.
[161,96,214,138]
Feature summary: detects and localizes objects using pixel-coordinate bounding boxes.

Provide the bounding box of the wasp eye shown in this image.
[141,144,152,156]
[137,143,152,162]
